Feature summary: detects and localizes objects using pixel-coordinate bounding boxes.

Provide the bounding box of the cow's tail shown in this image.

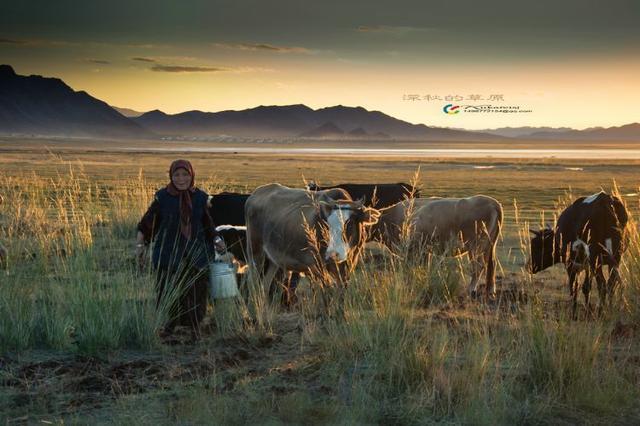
[488,202,504,245]
[485,203,503,296]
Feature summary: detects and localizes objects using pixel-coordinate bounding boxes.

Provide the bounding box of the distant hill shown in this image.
[463,126,574,138]
[526,123,640,140]
[348,127,368,137]
[135,104,319,138]
[0,65,152,138]
[453,125,640,140]
[112,106,145,117]
[134,104,499,140]
[373,131,390,139]
[299,122,345,138]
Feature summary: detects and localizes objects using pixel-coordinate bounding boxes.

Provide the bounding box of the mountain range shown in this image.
[112,106,145,118]
[132,104,496,140]
[0,65,150,138]
[0,65,638,142]
[463,126,575,138]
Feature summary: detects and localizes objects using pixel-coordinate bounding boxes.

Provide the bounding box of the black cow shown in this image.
[306,182,419,209]
[212,204,298,305]
[215,225,247,264]
[208,192,250,227]
[216,223,300,305]
[529,191,629,317]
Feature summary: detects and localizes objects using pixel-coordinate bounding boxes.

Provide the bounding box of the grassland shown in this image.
[1,139,639,424]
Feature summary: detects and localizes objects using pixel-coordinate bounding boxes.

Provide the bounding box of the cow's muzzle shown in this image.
[325,250,347,263]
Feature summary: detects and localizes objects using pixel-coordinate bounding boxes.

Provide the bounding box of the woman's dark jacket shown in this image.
[137,188,219,271]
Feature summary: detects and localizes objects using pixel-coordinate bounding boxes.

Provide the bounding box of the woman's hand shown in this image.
[214,236,226,253]
[135,231,148,270]
[135,243,147,270]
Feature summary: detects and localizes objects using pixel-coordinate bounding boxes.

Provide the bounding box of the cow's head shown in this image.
[319,199,380,263]
[528,227,556,273]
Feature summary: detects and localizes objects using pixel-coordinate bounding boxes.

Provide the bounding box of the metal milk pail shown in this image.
[209,260,239,299]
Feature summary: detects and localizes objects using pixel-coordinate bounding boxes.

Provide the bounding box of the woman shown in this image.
[135,159,225,338]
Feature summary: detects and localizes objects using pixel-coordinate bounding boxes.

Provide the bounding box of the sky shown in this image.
[1,0,639,130]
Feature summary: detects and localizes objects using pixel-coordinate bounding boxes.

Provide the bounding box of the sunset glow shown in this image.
[2,0,638,129]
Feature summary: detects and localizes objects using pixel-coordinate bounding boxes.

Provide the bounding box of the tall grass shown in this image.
[0,170,190,354]
[293,246,640,423]
[292,182,640,423]
[0,167,274,354]
[1,166,639,423]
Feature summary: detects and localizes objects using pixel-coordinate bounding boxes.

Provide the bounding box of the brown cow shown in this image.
[245,183,379,294]
[372,196,503,297]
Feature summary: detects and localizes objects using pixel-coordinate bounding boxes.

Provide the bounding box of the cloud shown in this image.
[147,63,272,74]
[132,57,156,63]
[0,37,168,49]
[150,64,227,73]
[356,25,389,33]
[85,59,110,64]
[214,42,310,54]
[233,66,276,73]
[0,38,88,47]
[0,38,25,44]
[0,37,50,46]
[356,25,437,35]
[124,43,168,49]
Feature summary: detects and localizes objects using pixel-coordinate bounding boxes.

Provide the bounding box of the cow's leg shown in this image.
[335,261,351,287]
[467,251,483,298]
[596,262,608,315]
[607,262,622,308]
[245,229,265,287]
[285,272,300,306]
[262,262,280,301]
[582,267,593,317]
[567,268,578,320]
[268,268,294,306]
[484,244,497,299]
[267,267,281,296]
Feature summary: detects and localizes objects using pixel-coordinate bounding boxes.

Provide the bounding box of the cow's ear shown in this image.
[362,207,381,225]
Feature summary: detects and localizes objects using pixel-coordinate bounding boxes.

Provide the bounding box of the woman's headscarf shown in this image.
[166,159,195,239]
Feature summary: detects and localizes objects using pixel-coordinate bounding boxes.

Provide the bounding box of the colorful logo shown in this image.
[443,104,460,114]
